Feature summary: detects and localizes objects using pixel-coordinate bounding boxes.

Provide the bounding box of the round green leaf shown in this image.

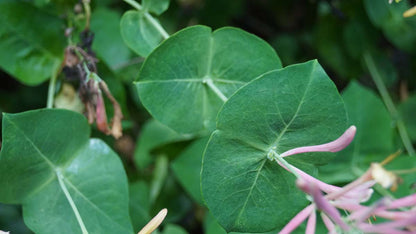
[120,10,163,57]
[201,60,347,233]
[0,109,133,234]
[135,25,282,134]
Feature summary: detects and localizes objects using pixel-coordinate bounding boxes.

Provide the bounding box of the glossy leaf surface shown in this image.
[0,109,133,234]
[135,25,282,134]
[201,60,347,232]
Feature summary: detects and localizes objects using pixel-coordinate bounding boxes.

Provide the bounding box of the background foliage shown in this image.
[1,0,415,233]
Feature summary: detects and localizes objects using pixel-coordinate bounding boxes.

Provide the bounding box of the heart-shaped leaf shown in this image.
[0,109,133,234]
[135,25,282,134]
[201,60,347,232]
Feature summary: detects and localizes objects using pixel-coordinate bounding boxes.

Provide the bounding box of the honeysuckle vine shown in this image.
[267,126,416,233]
[267,126,357,180]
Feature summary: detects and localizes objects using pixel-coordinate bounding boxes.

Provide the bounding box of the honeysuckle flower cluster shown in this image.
[267,126,416,234]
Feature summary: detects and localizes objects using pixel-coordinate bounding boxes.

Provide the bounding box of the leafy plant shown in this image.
[1,0,415,234]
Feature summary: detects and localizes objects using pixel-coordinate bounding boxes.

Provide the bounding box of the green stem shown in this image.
[123,0,169,39]
[144,12,169,39]
[46,61,61,109]
[82,0,91,29]
[56,169,88,234]
[363,52,415,156]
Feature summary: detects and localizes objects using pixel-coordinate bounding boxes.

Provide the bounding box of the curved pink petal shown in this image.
[279,205,315,234]
[281,126,356,157]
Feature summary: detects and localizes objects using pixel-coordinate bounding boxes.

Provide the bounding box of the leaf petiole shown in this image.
[268,149,301,179]
[203,78,228,102]
[123,0,169,39]
[56,169,89,234]
[46,61,61,109]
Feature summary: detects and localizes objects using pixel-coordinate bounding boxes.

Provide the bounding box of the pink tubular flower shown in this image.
[280,126,356,157]
[275,126,416,233]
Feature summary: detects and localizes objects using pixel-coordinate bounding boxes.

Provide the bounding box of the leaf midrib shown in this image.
[229,63,317,228]
[233,158,267,228]
[270,62,316,150]
[4,115,131,233]
[136,78,245,85]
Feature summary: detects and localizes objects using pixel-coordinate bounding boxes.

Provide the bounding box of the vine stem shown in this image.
[82,0,91,29]
[269,150,301,179]
[363,52,415,156]
[46,61,61,109]
[56,169,89,234]
[123,0,169,39]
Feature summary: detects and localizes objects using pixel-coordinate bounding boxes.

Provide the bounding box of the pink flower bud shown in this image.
[281,126,356,157]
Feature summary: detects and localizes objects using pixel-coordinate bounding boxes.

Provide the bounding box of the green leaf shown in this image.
[120,10,164,57]
[319,82,394,183]
[383,156,416,197]
[0,0,65,85]
[162,224,188,234]
[0,204,31,234]
[134,119,192,170]
[399,95,416,142]
[171,137,209,204]
[204,212,226,234]
[143,0,170,15]
[201,60,347,232]
[364,0,416,52]
[0,109,133,234]
[135,25,282,134]
[342,19,377,59]
[90,8,132,70]
[129,181,151,233]
[152,176,193,223]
